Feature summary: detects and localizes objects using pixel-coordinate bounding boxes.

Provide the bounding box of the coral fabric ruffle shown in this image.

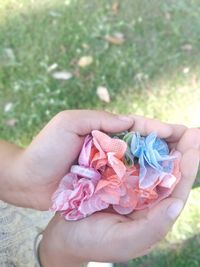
[51,130,181,220]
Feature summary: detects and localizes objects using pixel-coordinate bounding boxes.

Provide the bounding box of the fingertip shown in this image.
[147,119,173,138]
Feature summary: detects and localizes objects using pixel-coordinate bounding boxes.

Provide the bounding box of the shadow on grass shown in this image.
[114,233,200,267]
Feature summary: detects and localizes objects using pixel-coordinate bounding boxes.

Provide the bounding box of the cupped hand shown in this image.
[38,116,200,267]
[19,110,133,210]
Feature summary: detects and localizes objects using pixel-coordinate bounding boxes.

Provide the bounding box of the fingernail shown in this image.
[167,200,184,220]
[117,115,133,123]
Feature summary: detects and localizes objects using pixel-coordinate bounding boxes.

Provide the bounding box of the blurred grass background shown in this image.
[0,0,200,266]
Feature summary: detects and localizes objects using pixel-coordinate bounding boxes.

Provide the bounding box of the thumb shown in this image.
[24,110,133,179]
[53,110,134,135]
[118,198,183,261]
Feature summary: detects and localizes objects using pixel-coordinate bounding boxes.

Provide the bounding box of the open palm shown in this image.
[39,114,200,266]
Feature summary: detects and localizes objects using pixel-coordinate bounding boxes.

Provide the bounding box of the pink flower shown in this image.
[51,173,108,220]
[78,130,127,179]
[95,165,140,214]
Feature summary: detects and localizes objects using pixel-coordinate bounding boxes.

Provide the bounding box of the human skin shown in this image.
[0,110,199,267]
[0,111,133,209]
[38,113,200,267]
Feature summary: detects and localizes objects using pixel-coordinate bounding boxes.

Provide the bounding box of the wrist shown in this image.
[38,218,84,267]
[39,237,84,267]
[0,141,28,206]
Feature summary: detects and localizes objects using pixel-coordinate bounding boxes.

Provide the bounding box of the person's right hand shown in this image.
[38,117,200,267]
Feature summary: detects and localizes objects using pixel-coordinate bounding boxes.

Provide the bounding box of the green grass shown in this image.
[1,0,200,144]
[0,0,200,266]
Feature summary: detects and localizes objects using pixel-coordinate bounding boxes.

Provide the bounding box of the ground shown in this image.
[0,1,200,266]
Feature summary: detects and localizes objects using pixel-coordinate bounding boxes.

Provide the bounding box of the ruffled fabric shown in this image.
[51,172,108,220]
[129,132,175,188]
[51,130,181,220]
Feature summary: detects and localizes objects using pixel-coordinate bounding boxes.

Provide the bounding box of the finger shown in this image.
[165,123,187,143]
[171,128,200,201]
[176,128,200,153]
[129,115,187,145]
[55,110,134,135]
[171,149,200,202]
[130,115,173,138]
[116,198,183,261]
